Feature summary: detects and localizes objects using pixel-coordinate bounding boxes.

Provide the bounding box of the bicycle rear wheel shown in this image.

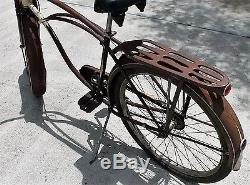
[15,0,46,97]
[112,63,238,183]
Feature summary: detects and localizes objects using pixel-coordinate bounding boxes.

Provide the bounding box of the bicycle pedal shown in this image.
[78,91,103,113]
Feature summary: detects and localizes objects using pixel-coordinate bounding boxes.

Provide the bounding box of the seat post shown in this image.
[105,13,113,34]
[97,13,113,90]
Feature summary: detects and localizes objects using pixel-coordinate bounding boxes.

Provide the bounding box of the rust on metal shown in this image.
[114,39,231,96]
[48,0,121,45]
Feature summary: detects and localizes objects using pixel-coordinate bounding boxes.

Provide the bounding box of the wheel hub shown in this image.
[158,112,185,138]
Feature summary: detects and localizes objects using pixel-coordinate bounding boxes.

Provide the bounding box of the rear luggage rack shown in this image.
[113,39,231,96]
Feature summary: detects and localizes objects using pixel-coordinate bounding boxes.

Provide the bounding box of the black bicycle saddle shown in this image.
[94,0,146,13]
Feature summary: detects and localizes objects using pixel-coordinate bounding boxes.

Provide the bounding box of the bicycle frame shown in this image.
[15,0,246,176]
[20,0,232,132]
[20,0,238,130]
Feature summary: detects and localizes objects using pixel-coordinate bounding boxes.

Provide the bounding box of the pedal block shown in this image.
[79,65,109,96]
[79,65,99,85]
[79,65,109,84]
[78,91,103,113]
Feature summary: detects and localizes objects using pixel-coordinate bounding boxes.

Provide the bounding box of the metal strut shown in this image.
[90,108,111,164]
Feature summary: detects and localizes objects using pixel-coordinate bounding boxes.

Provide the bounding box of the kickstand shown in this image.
[89,108,111,164]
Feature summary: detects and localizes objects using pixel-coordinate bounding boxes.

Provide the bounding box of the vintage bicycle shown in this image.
[14,0,246,183]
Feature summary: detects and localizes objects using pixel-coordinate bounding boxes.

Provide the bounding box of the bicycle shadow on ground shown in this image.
[0,70,198,185]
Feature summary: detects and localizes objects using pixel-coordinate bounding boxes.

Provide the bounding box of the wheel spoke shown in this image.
[186,115,214,127]
[170,135,185,166]
[129,110,163,126]
[190,111,205,117]
[126,99,166,113]
[149,75,169,101]
[145,75,164,102]
[184,125,219,140]
[169,132,223,153]
[127,86,167,109]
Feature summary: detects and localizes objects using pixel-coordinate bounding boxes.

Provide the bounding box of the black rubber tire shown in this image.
[112,64,236,183]
[16,0,46,97]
